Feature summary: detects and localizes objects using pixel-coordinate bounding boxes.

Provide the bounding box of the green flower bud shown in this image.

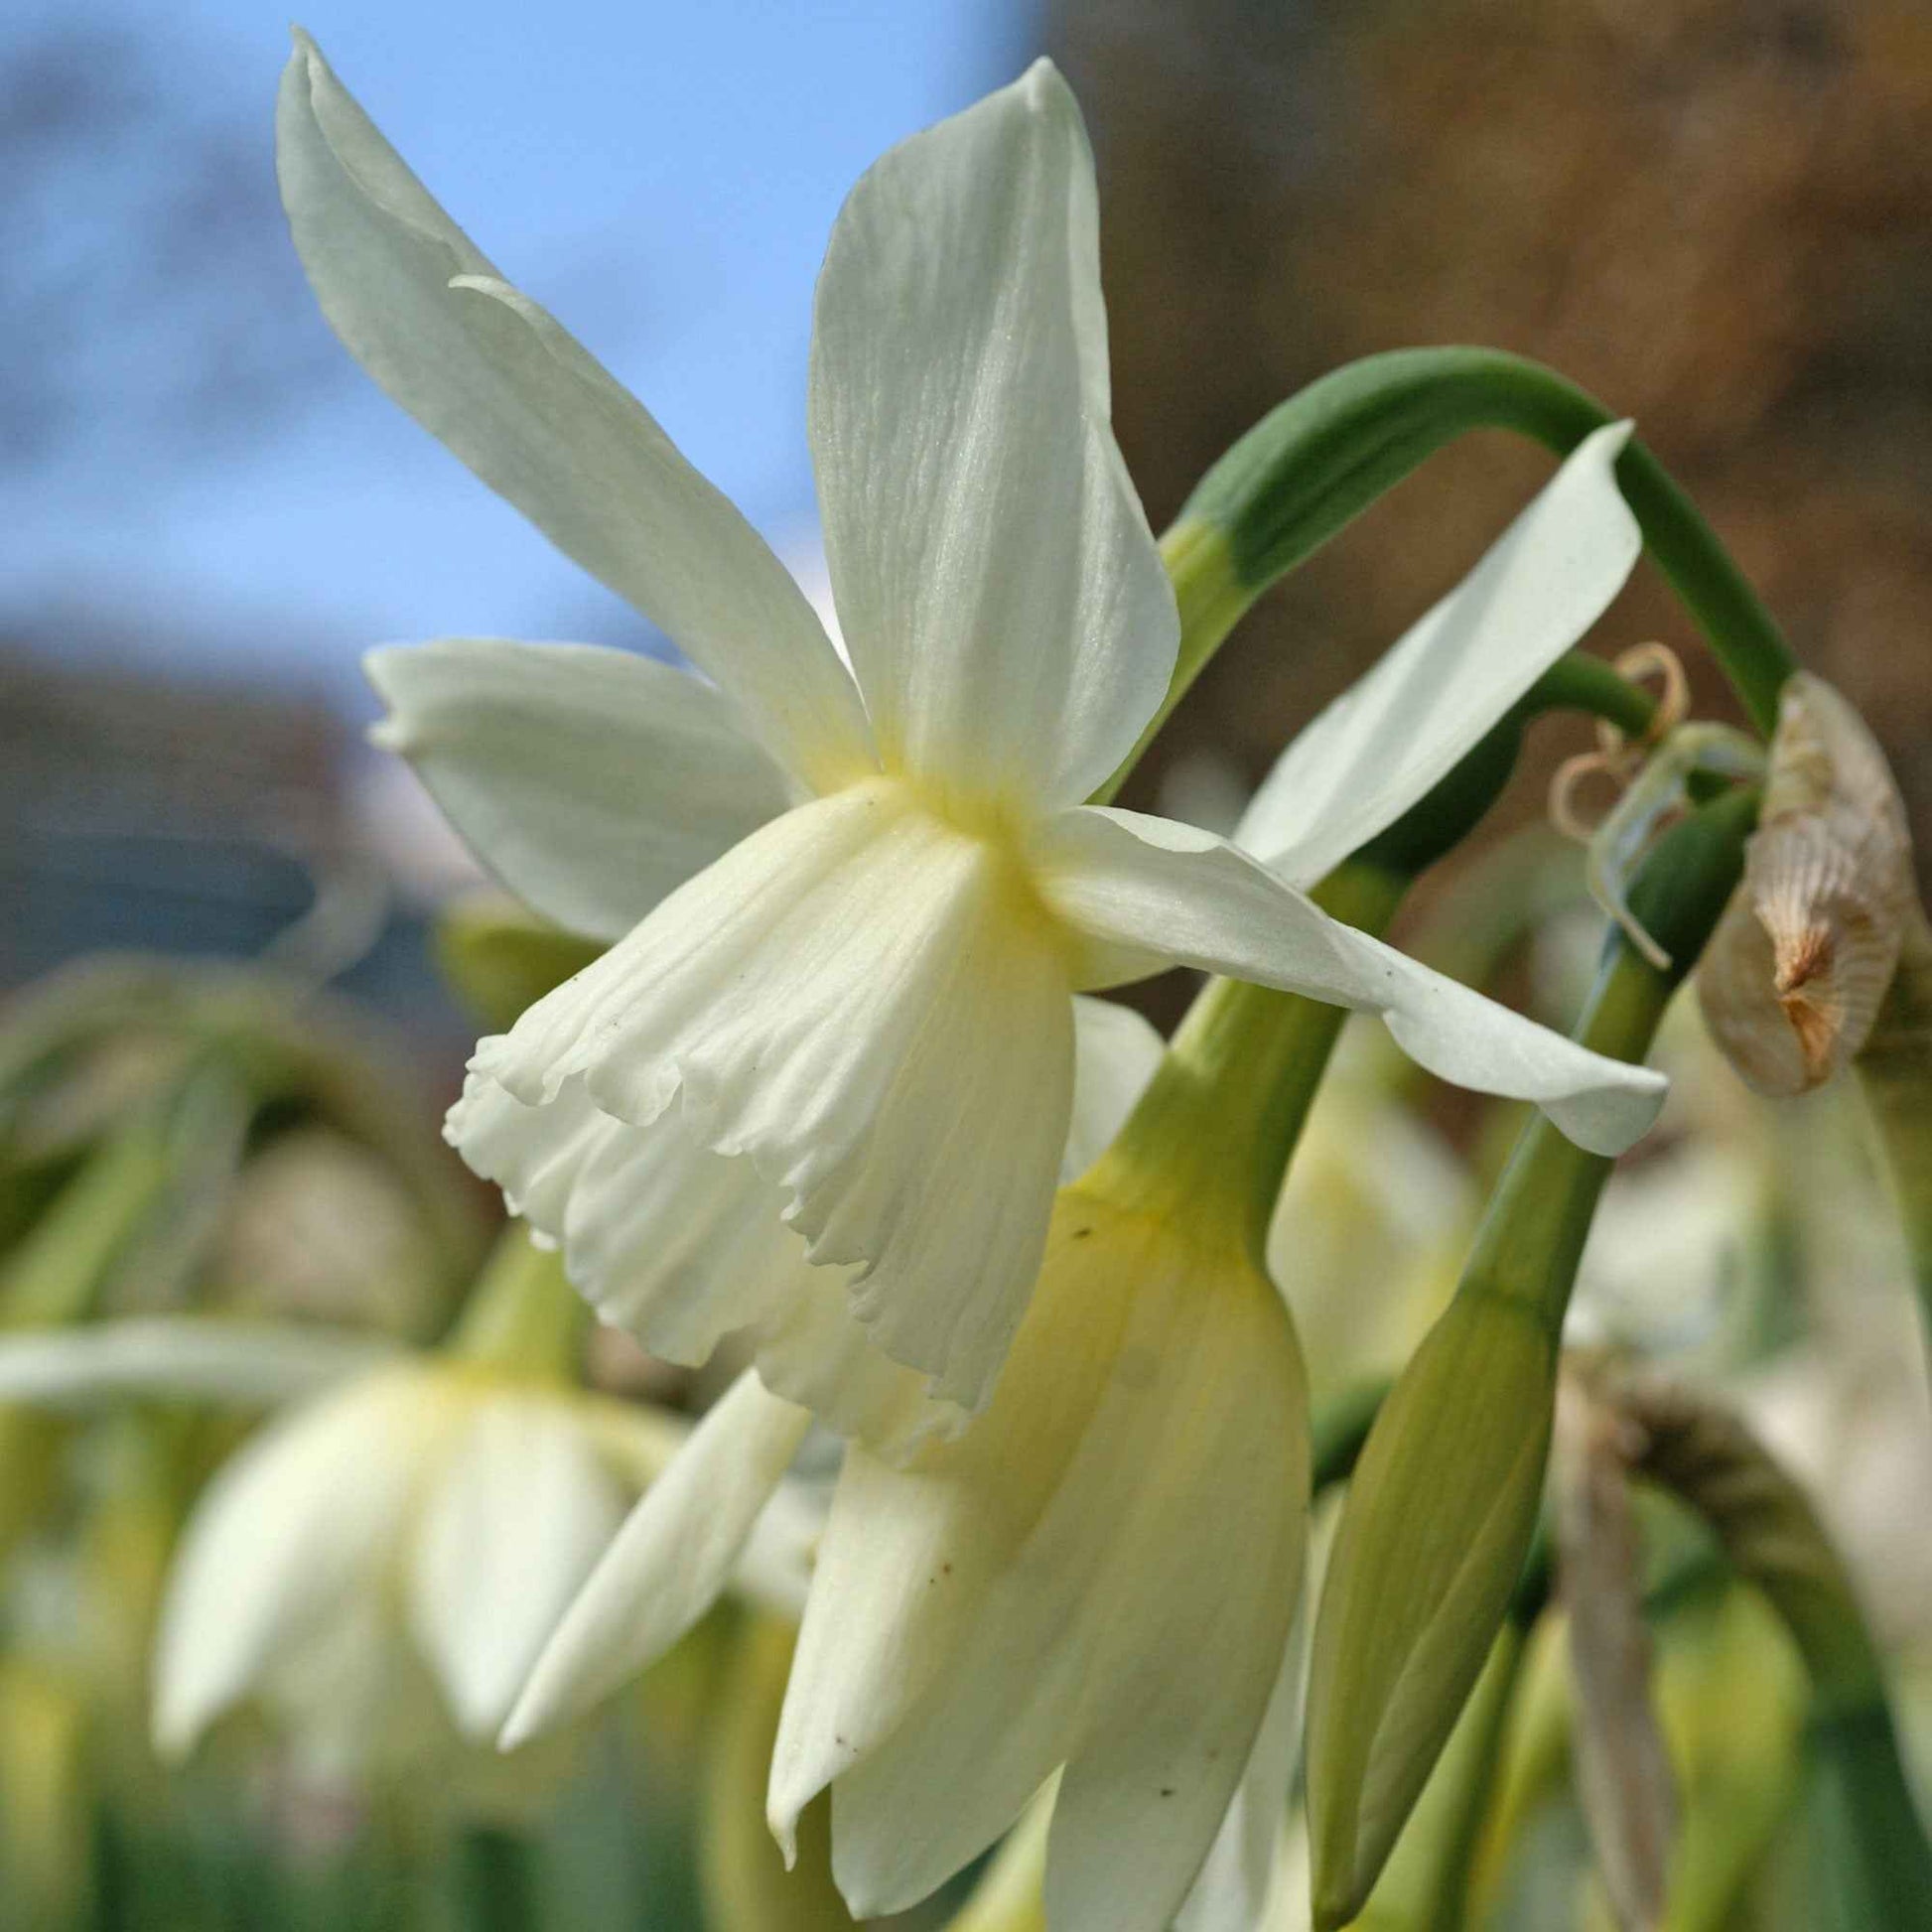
[1307,1288,1557,1928]
[1306,790,1756,1927]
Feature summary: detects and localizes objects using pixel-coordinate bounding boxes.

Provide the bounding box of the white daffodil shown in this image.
[0,1263,793,1783]
[761,1177,1309,1932]
[484,1001,1167,1752]
[287,34,1660,1421]
[504,1169,1311,1932]
[149,1356,668,1775]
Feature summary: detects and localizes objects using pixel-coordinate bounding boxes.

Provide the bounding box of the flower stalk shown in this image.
[1615,1375,1932,1928]
[1097,861,1408,1262]
[1856,911,1932,1361]
[1134,346,1795,768]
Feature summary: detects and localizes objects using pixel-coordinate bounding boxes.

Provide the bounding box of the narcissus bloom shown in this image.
[0,1275,792,1781]
[287,36,1662,1420]
[149,1356,671,1772]
[764,1178,1309,1932]
[505,1163,1314,1930]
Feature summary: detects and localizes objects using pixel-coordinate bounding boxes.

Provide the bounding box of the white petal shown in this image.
[279,35,873,792]
[501,1372,810,1749]
[771,1194,1309,1931]
[1035,806,1666,1157]
[451,1074,946,1456]
[454,780,1076,1411]
[1174,1613,1308,1932]
[731,1459,832,1627]
[407,1394,627,1743]
[256,1587,408,1780]
[1236,423,1641,886]
[0,1317,398,1413]
[152,1367,448,1757]
[810,61,1174,813]
[366,639,792,941]
[1062,997,1165,1181]
[458,992,1150,1453]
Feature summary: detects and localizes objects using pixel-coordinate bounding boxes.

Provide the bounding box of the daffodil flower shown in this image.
[510,1106,1327,1930]
[286,37,1661,1418]
[759,1177,1310,1931]
[148,1356,669,1773]
[0,1281,801,1783]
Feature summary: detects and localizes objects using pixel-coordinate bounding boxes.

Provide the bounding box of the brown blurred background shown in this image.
[1055,0,1932,877]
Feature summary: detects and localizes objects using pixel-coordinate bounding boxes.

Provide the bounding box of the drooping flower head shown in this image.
[138,1235,702,1783]
[511,1145,1313,1932]
[764,1176,1310,1932]
[0,1238,785,1791]
[284,36,1664,1430]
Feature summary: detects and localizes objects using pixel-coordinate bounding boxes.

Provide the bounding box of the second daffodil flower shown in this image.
[127,1238,706,1782]
[284,36,1664,1419]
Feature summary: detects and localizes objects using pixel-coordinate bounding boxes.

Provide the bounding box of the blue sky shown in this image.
[2,0,1035,710]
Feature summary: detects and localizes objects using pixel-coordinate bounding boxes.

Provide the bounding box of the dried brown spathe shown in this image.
[1698,674,1916,1095]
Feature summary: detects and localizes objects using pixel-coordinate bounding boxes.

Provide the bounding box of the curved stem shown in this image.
[1523,652,1657,740]
[1103,347,1795,805]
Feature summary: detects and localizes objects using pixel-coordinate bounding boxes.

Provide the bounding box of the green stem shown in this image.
[453,1827,540,1932]
[1622,1382,1882,1716]
[445,1224,587,1379]
[1617,1376,1932,1924]
[1803,1701,1932,1930]
[1856,914,1932,1369]
[1462,784,1762,1334]
[1525,651,1658,741]
[0,1099,180,1328]
[1103,861,1407,1264]
[1172,347,1795,737]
